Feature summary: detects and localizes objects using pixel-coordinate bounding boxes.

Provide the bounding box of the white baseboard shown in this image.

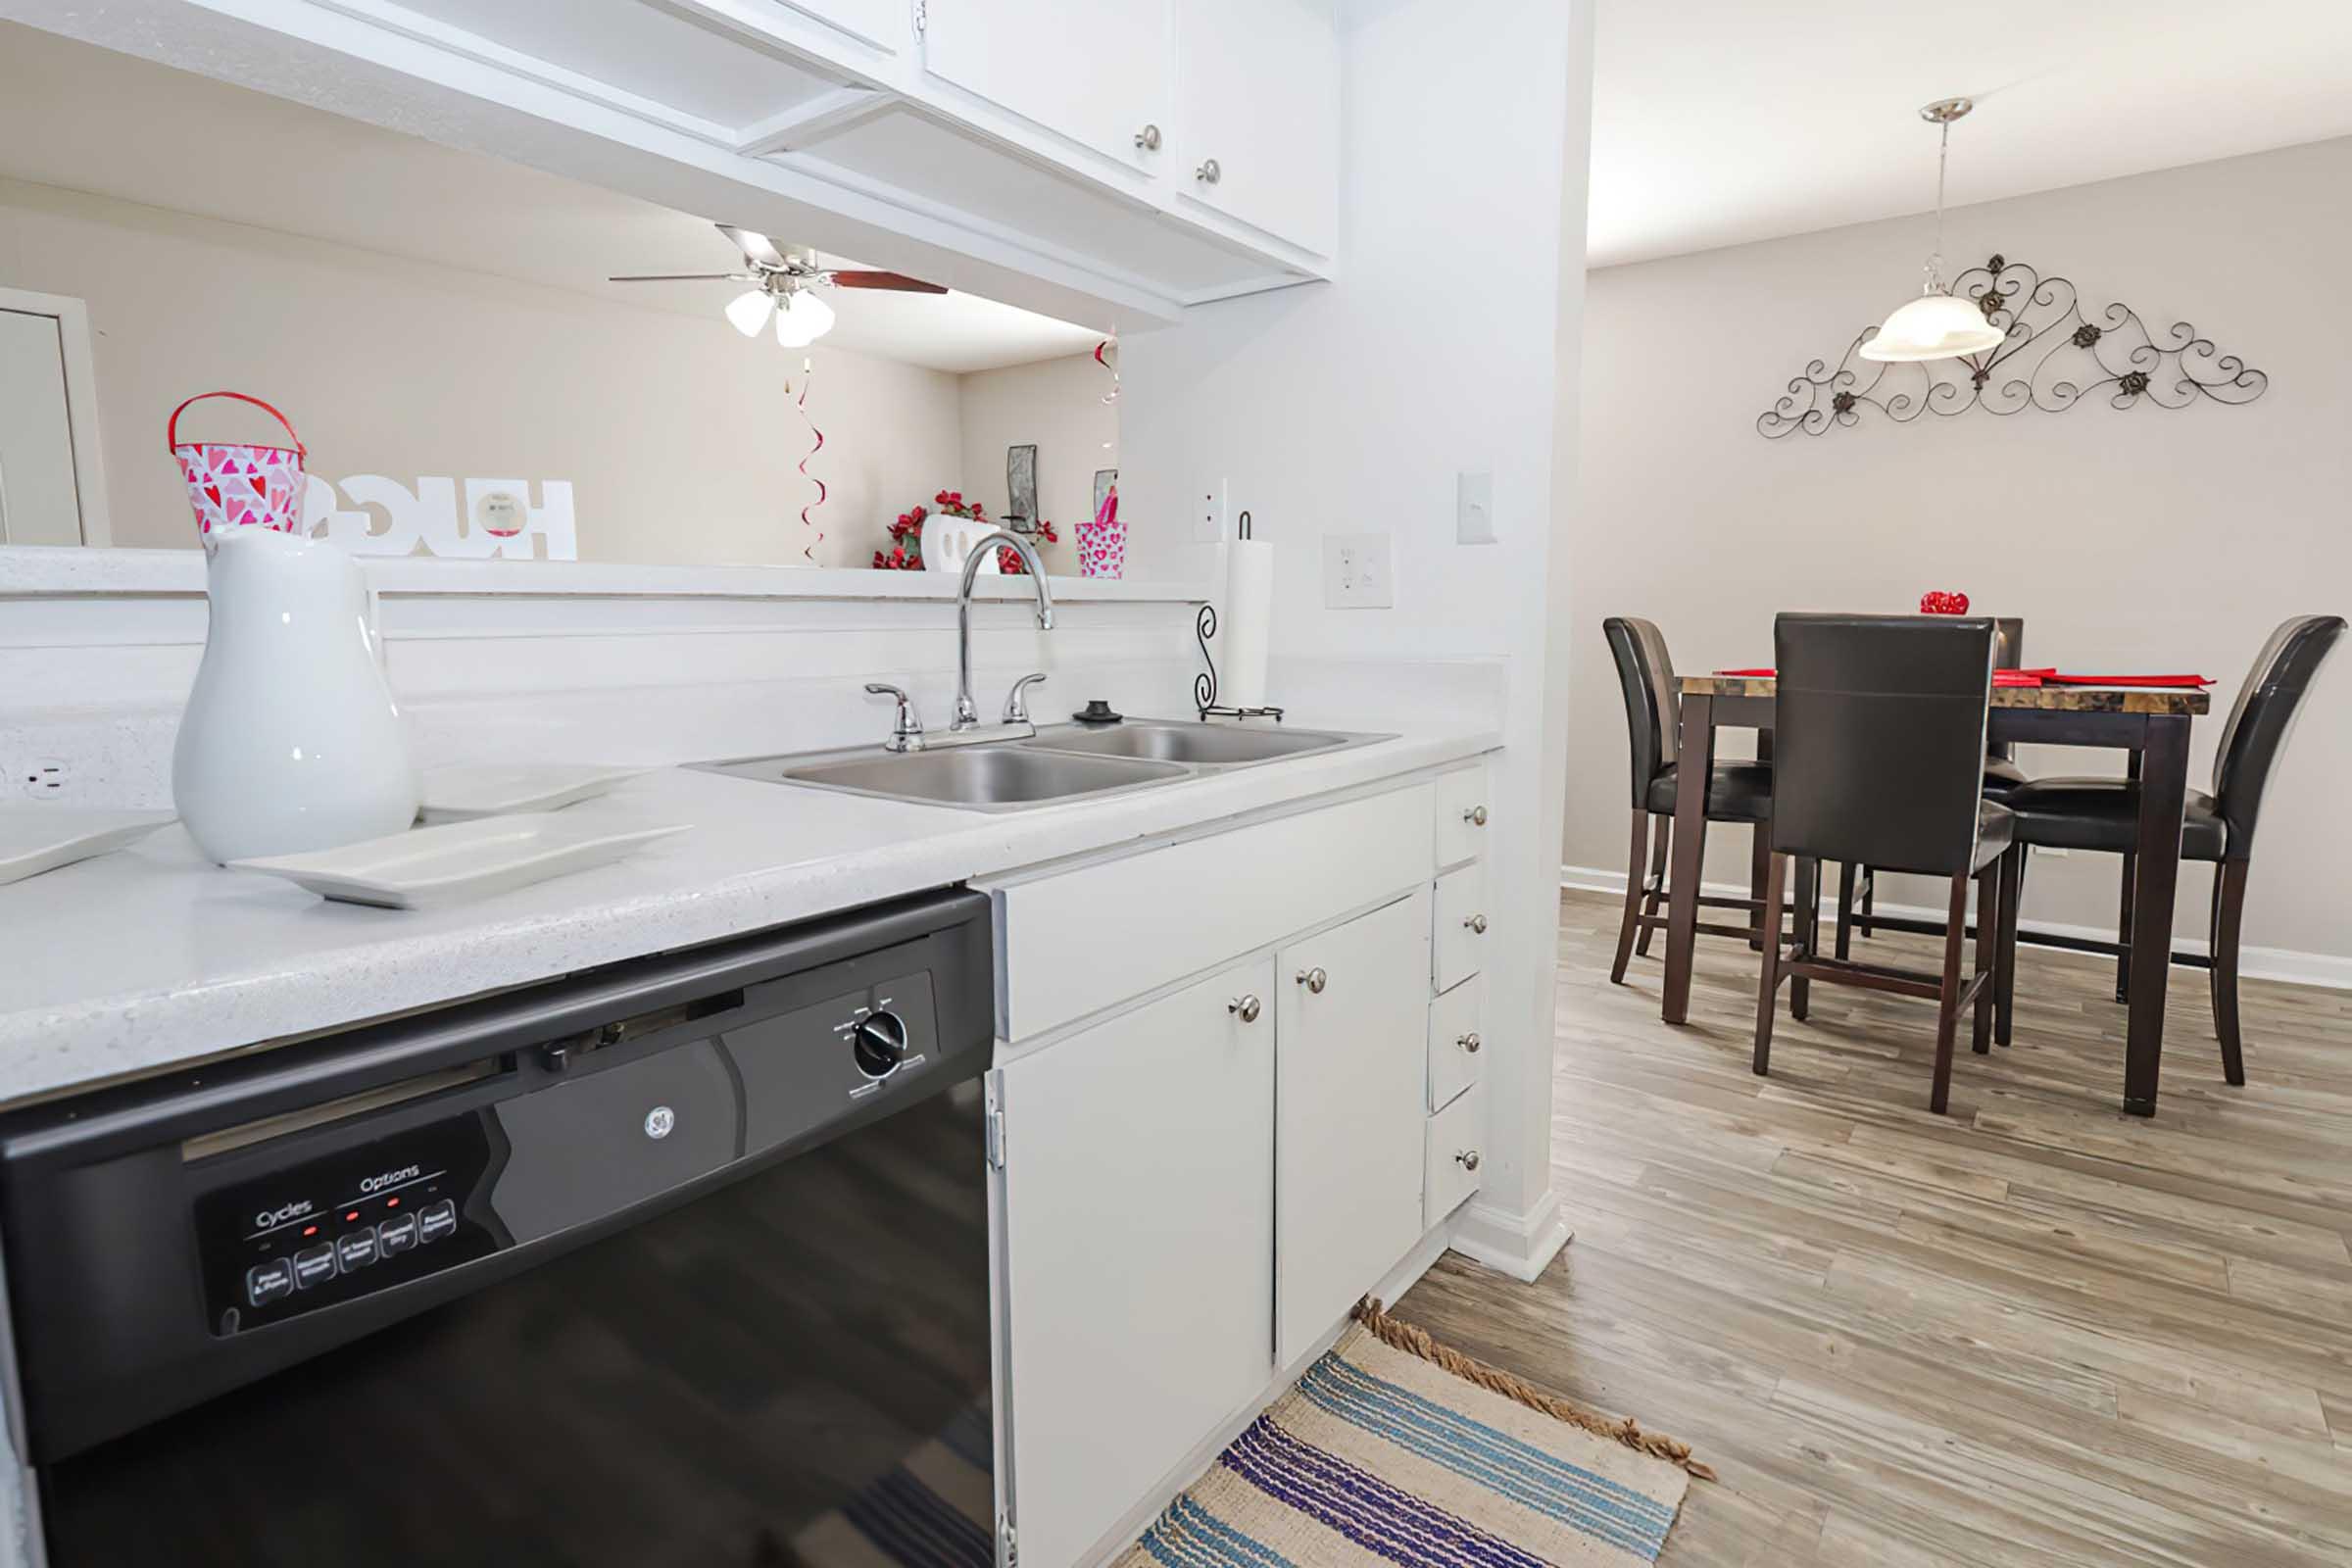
[1559,861,2352,993]
[1446,1188,1573,1283]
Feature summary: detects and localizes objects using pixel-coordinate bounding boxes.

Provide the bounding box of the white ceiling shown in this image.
[1590,0,2352,268]
[0,23,1102,374]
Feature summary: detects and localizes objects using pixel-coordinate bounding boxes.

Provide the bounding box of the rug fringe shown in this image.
[1352,1298,1718,1483]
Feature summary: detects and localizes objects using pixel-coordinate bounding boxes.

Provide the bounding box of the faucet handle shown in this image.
[1004,672,1049,724]
[865,683,925,751]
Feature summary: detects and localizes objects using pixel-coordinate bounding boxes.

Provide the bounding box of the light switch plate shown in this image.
[1322,532,1394,608]
[1456,470,1495,545]
[1193,478,1227,542]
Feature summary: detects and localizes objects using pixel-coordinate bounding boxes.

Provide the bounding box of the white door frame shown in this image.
[0,286,113,546]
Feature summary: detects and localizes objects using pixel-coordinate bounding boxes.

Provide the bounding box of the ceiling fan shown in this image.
[610,222,947,346]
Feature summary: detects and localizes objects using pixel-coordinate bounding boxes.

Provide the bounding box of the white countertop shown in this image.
[0,725,1495,1107]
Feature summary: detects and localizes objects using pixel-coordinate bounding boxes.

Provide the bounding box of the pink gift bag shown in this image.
[1077,485,1125,578]
[168,391,309,554]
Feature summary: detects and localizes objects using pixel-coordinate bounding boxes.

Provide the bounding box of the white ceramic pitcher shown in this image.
[172,528,419,863]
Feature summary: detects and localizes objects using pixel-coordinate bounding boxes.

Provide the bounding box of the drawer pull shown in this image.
[1459,1032,1481,1054]
[1463,805,1488,826]
[1196,158,1222,184]
[1229,995,1261,1024]
[1134,122,1162,151]
[1296,966,1328,995]
[1463,913,1488,935]
[1455,1150,1481,1171]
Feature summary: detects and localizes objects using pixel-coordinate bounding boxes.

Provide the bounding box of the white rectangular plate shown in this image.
[0,808,177,886]
[416,763,655,823]
[231,814,689,908]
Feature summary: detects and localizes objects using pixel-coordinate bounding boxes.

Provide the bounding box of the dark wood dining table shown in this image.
[1662,674,2211,1117]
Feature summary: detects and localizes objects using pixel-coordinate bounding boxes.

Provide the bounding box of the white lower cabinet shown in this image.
[1274,888,1433,1367]
[993,954,1276,1568]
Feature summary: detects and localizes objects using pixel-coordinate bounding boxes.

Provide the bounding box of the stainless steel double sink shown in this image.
[700,719,1389,811]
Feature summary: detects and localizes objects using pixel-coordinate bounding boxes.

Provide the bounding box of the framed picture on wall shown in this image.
[1006,444,1038,527]
[1093,467,1117,520]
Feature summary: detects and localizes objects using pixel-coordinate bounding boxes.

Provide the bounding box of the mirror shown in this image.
[0,20,1120,575]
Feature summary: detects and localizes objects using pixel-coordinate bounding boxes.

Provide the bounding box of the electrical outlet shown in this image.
[1193,478,1227,543]
[1322,532,1394,609]
[1456,470,1495,545]
[19,759,68,800]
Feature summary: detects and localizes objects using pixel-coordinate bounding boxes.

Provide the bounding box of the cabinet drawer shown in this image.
[1424,1084,1486,1228]
[1431,860,1489,994]
[1426,975,1483,1112]
[991,783,1435,1040]
[1434,766,1491,869]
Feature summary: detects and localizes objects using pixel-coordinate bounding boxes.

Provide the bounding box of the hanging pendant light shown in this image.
[1860,98,2006,364]
[724,287,776,338]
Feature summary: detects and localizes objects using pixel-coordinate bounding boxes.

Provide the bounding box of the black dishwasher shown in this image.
[1,888,999,1568]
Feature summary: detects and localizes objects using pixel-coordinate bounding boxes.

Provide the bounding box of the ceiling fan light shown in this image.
[1859,290,2006,363]
[725,288,775,338]
[776,290,835,347]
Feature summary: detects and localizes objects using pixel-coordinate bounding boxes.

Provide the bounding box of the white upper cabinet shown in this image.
[920,0,1173,176]
[767,0,906,52]
[1173,0,1341,259]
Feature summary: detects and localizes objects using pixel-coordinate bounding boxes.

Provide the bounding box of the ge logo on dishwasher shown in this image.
[643,1105,675,1141]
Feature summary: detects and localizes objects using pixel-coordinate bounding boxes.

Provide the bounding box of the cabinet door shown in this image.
[774,0,904,50]
[1275,890,1431,1367]
[922,0,1172,173]
[997,956,1274,1568]
[1173,0,1339,256]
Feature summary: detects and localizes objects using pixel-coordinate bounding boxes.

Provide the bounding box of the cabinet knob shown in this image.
[1464,913,1488,935]
[1456,1150,1482,1172]
[1458,1032,1481,1054]
[1229,994,1261,1024]
[1195,158,1222,185]
[1463,805,1489,826]
[1296,966,1327,994]
[1134,122,1162,152]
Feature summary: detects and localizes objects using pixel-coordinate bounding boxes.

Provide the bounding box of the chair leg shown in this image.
[1752,851,1788,1077]
[1609,809,1649,986]
[1749,823,1770,951]
[1635,814,1669,957]
[2115,852,2136,1004]
[1973,861,1999,1055]
[1929,873,1970,1114]
[1790,857,1817,1021]
[1836,861,1856,960]
[1995,845,2023,1047]
[1859,867,1875,938]
[2212,860,2248,1087]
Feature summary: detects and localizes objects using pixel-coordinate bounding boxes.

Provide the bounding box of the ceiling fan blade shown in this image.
[608,271,759,283]
[828,270,949,294]
[716,223,790,270]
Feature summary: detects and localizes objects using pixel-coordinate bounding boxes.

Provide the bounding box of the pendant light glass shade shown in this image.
[1859,291,2005,363]
[724,288,774,338]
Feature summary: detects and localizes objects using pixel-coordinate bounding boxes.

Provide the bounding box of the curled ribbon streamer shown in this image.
[791,366,827,563]
[1094,337,1119,405]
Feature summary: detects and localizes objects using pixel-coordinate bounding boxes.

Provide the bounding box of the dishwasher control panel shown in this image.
[194,1113,497,1335]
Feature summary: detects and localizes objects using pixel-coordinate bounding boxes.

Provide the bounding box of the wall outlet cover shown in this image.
[1322,532,1394,609]
[1194,478,1227,543]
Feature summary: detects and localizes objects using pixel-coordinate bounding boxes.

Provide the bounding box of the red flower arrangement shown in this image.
[999,517,1058,575]
[872,491,995,570]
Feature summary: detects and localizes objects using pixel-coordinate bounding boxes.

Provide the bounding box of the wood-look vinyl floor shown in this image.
[1396,890,2352,1567]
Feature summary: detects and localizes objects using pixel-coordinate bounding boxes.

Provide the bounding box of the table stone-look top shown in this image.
[1680,675,2211,715]
[0,725,1496,1109]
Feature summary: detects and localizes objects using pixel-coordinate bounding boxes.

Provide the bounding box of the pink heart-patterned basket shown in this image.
[168,391,309,554]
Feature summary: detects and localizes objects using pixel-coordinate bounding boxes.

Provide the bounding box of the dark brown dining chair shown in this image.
[1602,617,1789,984]
[1998,614,2345,1083]
[1840,615,2024,957]
[1754,613,2011,1114]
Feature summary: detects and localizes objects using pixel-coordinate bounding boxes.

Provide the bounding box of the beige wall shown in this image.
[956,352,1119,577]
[0,176,966,568]
[1570,136,2352,965]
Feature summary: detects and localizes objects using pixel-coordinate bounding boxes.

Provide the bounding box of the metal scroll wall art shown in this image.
[1758,254,2268,439]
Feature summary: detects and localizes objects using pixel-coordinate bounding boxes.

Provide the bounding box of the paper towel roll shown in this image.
[1222,539,1274,710]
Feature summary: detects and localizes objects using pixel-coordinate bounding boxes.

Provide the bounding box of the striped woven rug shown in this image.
[1117,1301,1709,1568]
